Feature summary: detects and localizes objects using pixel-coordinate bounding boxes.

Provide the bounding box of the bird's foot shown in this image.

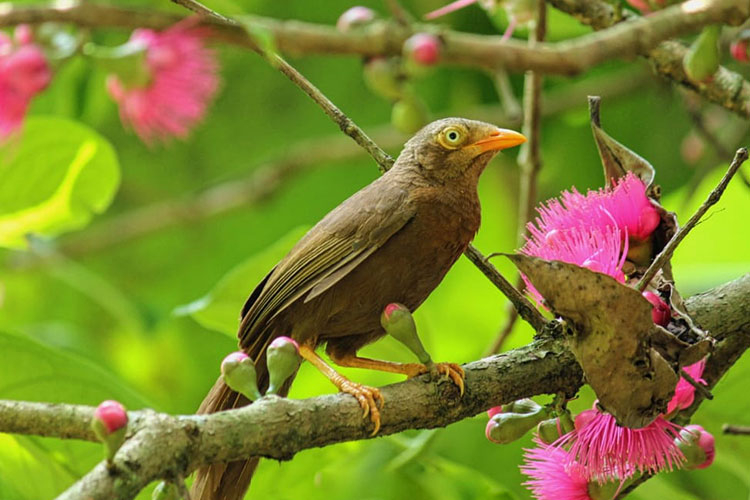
[405,362,465,396]
[338,379,384,436]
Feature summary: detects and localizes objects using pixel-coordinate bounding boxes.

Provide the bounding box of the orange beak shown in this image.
[465,128,527,154]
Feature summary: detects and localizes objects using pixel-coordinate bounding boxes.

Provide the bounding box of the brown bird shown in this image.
[192,118,526,500]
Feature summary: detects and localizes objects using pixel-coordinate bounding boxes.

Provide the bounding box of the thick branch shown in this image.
[1,0,747,79]
[0,274,746,500]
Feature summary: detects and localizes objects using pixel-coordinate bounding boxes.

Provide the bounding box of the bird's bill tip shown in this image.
[466,128,527,153]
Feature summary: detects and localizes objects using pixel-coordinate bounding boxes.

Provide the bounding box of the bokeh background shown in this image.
[1,0,749,498]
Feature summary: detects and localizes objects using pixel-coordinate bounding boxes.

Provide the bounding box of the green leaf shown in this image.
[0,117,120,249]
[0,434,77,500]
[175,226,309,336]
[0,330,148,407]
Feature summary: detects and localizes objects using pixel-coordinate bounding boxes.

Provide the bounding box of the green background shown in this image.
[1,0,748,498]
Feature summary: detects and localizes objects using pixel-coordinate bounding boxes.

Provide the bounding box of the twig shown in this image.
[491,69,522,121]
[169,0,395,172]
[723,424,750,435]
[637,147,749,290]
[486,306,518,355]
[489,0,547,353]
[464,244,548,333]
[679,368,713,400]
[2,1,750,115]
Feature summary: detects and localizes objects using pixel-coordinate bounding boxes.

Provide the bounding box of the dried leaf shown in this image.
[506,254,677,428]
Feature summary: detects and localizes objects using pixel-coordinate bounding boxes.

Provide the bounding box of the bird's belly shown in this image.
[309,216,474,340]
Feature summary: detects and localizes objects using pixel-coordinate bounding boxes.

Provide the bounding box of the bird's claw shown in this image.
[339,380,384,435]
[429,362,465,396]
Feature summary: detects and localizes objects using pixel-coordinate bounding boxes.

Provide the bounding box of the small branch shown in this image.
[464,245,548,333]
[723,424,750,435]
[486,306,518,355]
[679,368,713,400]
[637,148,749,290]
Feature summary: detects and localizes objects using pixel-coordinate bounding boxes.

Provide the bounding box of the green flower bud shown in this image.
[221,352,262,401]
[501,398,541,414]
[266,337,301,395]
[391,97,429,134]
[363,57,404,101]
[485,406,551,444]
[536,412,574,445]
[380,303,431,364]
[683,25,721,83]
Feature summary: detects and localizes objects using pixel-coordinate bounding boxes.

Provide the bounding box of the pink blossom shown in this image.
[559,408,684,482]
[521,225,628,305]
[666,359,707,414]
[642,291,671,326]
[106,24,219,145]
[0,33,52,139]
[521,440,591,500]
[94,400,128,434]
[682,425,715,469]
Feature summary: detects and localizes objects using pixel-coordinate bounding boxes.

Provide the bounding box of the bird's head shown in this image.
[400,118,526,182]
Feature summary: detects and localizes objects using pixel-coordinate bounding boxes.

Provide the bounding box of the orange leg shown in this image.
[329,353,465,396]
[298,345,384,435]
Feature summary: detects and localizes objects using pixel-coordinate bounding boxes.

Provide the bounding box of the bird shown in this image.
[191,117,526,500]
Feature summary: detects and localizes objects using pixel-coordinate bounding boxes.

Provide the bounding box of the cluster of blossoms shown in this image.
[1,23,219,145]
[489,174,716,499]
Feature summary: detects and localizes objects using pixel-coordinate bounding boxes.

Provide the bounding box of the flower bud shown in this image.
[391,97,429,134]
[266,336,301,395]
[501,398,541,415]
[536,412,575,445]
[221,351,262,401]
[336,6,377,32]
[487,406,503,419]
[363,57,404,101]
[14,25,34,45]
[677,424,715,469]
[91,400,128,462]
[403,33,441,66]
[642,291,671,326]
[152,481,180,500]
[381,303,431,364]
[730,38,750,63]
[683,25,721,83]
[485,406,551,444]
[574,408,598,431]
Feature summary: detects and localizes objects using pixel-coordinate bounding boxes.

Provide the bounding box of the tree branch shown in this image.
[1,0,749,115]
[0,274,737,499]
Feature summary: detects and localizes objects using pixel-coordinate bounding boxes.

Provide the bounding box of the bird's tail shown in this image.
[191,339,295,500]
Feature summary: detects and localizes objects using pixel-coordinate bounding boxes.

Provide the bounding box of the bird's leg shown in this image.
[328,352,465,396]
[297,345,384,435]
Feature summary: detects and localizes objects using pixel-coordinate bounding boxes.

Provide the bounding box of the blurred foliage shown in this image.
[0,0,749,499]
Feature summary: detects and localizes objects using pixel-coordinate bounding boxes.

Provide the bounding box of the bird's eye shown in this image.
[438,126,465,149]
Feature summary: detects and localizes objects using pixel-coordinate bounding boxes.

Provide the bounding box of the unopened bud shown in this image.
[536,412,575,444]
[642,291,671,326]
[485,406,550,444]
[221,351,262,401]
[501,398,542,414]
[266,336,301,395]
[391,97,429,134]
[730,39,750,63]
[363,57,404,101]
[403,33,441,66]
[683,25,721,83]
[92,400,128,462]
[381,303,431,364]
[336,6,377,32]
[677,424,715,469]
[487,406,503,419]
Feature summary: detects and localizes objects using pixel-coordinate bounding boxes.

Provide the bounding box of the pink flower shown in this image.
[0,30,52,139]
[106,24,219,145]
[666,359,707,414]
[521,225,628,305]
[521,440,591,500]
[94,400,128,434]
[559,407,684,482]
[642,291,671,326]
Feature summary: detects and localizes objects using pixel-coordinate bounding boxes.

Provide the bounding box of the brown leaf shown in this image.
[506,254,677,428]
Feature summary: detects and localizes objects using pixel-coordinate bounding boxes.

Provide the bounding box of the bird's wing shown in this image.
[238,182,415,349]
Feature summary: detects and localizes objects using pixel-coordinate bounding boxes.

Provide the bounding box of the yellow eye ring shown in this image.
[438,126,465,149]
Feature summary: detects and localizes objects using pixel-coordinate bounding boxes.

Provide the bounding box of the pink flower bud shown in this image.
[336,6,376,32]
[94,400,128,434]
[383,303,407,322]
[269,336,299,350]
[574,408,598,432]
[14,25,34,45]
[730,39,750,63]
[1,45,52,97]
[487,406,502,419]
[678,424,715,469]
[222,351,249,367]
[642,291,671,326]
[403,33,441,66]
